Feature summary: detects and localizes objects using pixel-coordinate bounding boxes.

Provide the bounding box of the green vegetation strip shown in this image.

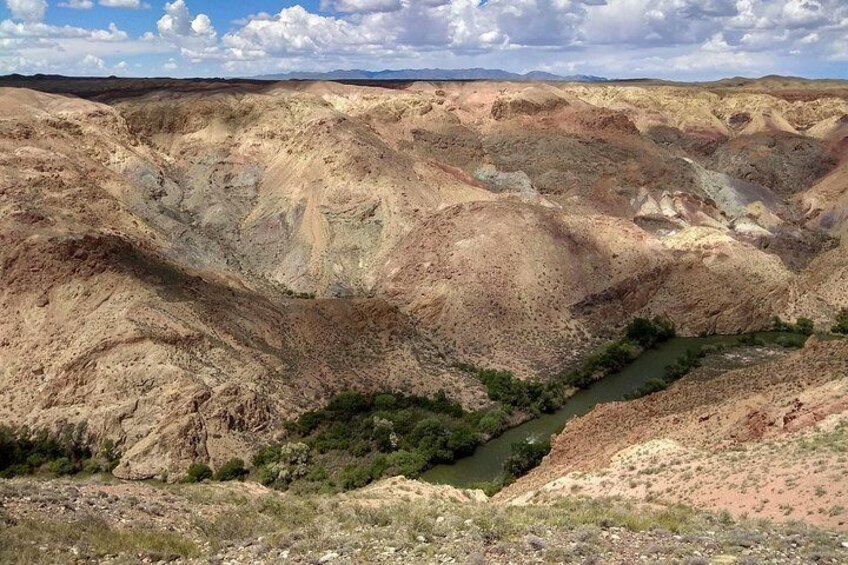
[242,317,680,494]
[0,424,120,479]
[626,320,810,401]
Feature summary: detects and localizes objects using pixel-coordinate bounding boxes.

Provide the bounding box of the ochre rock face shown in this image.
[1,77,846,476]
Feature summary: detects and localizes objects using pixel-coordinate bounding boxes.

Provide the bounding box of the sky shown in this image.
[1,0,847,80]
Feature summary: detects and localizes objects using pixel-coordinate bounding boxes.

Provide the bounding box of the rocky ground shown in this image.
[1,476,847,564]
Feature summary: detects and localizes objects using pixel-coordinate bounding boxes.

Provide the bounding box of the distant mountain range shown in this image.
[253,68,607,82]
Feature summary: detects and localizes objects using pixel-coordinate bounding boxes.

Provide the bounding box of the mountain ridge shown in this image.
[251,67,607,82]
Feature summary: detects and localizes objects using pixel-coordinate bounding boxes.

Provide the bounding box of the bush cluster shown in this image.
[0,424,120,478]
[457,366,563,414]
[626,346,710,400]
[248,391,508,493]
[563,317,675,390]
[771,316,815,335]
[625,316,677,348]
[183,458,248,483]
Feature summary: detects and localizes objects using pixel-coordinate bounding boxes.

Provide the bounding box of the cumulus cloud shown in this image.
[0,13,167,74]
[6,0,848,80]
[81,53,106,70]
[5,0,48,22]
[158,0,216,41]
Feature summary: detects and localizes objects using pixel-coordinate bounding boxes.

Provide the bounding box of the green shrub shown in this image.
[795,317,814,336]
[832,308,848,334]
[47,457,75,476]
[625,317,676,348]
[625,378,669,400]
[468,366,562,413]
[447,424,478,457]
[0,424,92,477]
[99,439,121,472]
[184,462,213,483]
[326,392,370,417]
[475,409,507,436]
[503,439,551,481]
[251,445,280,468]
[385,449,427,477]
[374,393,398,410]
[213,459,247,482]
[82,458,102,474]
[773,316,816,335]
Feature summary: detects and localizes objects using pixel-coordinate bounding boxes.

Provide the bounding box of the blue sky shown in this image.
[2,0,847,79]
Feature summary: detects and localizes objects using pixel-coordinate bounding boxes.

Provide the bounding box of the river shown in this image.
[421,333,797,487]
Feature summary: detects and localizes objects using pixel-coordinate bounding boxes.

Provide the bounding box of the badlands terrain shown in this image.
[0,75,847,562]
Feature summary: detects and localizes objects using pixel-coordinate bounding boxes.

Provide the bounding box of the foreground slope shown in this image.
[1,476,846,564]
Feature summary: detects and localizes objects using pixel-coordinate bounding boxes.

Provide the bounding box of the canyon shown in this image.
[0,75,847,562]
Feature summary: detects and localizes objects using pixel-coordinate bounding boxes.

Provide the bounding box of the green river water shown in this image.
[421,333,796,488]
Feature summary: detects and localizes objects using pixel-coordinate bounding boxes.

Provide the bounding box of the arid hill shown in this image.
[1,76,847,477]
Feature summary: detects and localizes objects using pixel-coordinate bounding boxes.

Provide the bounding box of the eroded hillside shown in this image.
[1,77,847,476]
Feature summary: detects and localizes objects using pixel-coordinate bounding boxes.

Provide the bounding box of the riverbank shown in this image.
[422,332,807,488]
[498,336,848,531]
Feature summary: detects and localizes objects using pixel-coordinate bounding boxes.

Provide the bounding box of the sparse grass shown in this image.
[0,515,198,564]
[3,479,846,564]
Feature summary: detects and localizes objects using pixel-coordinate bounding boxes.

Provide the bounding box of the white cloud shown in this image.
[81,53,106,70]
[782,0,826,28]
[163,57,177,70]
[7,0,848,79]
[158,0,216,41]
[320,0,403,13]
[5,0,48,22]
[156,0,217,60]
[58,0,95,9]
[99,0,146,8]
[0,17,169,74]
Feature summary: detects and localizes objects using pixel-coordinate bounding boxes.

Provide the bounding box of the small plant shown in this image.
[184,462,213,483]
[832,308,848,334]
[213,458,248,482]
